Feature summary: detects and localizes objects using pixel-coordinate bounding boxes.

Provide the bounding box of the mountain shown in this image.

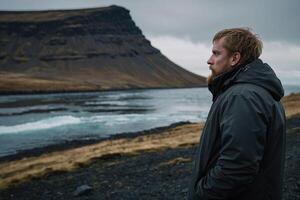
[0,5,206,94]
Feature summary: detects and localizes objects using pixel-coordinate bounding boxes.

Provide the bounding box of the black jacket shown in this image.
[188,59,286,200]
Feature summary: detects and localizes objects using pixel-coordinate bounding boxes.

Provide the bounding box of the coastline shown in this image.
[0,85,207,96]
[1,90,298,164]
[0,121,193,163]
[0,121,205,190]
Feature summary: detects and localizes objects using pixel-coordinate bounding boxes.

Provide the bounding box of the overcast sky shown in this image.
[1,0,300,85]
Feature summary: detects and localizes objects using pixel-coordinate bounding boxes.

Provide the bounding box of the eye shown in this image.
[212,51,219,55]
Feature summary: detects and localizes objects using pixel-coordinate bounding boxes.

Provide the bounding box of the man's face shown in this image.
[206,37,233,84]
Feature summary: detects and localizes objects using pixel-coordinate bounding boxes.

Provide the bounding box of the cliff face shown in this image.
[0,5,206,93]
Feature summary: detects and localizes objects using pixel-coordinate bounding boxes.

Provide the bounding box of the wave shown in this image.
[0,113,149,135]
[0,115,81,135]
[0,108,68,117]
[0,111,189,135]
[84,100,129,106]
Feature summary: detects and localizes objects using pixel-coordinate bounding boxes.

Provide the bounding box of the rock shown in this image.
[57,191,63,196]
[73,184,93,197]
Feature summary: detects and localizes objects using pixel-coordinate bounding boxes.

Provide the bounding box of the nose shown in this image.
[207,55,213,66]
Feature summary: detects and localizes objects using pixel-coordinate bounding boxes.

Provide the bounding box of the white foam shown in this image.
[0,115,81,135]
[85,114,143,123]
[84,101,128,106]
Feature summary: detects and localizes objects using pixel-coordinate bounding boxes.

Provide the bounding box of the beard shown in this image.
[206,70,217,85]
[206,65,235,85]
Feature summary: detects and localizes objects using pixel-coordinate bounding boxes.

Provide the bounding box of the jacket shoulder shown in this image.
[218,83,277,119]
[224,83,272,100]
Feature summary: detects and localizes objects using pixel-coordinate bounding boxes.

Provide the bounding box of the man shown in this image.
[188,28,286,200]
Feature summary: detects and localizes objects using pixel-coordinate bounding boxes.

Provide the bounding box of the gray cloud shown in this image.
[1,0,299,85]
[125,0,300,44]
[1,0,299,44]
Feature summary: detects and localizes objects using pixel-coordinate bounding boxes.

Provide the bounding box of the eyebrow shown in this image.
[212,50,221,54]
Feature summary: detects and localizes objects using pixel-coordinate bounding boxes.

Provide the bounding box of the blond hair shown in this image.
[213,27,263,65]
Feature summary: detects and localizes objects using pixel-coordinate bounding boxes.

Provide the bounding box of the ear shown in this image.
[230,52,241,66]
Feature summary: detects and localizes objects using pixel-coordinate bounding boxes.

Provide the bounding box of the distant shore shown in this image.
[0,85,207,96]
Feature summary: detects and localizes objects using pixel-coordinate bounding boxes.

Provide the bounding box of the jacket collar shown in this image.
[208,63,247,102]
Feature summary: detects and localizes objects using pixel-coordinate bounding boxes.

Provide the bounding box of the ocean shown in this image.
[0,85,299,157]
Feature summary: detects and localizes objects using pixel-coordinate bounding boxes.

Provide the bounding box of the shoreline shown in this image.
[0,84,298,97]
[0,85,207,96]
[0,121,194,164]
[1,91,298,164]
[0,121,205,189]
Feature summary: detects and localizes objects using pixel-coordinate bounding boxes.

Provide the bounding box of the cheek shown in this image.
[212,58,224,73]
[215,56,229,72]
[215,56,226,66]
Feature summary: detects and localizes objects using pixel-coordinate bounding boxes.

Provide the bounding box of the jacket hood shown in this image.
[233,59,284,101]
[209,58,284,102]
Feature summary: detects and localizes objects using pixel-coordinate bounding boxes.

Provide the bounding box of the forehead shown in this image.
[212,37,226,51]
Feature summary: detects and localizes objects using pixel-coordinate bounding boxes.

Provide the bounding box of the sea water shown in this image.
[0,85,298,157]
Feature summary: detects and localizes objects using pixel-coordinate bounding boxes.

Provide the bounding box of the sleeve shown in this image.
[194,94,267,199]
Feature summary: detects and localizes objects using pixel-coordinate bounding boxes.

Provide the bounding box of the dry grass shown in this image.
[0,71,96,92]
[158,157,192,167]
[0,123,204,189]
[281,92,300,118]
[0,69,204,93]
